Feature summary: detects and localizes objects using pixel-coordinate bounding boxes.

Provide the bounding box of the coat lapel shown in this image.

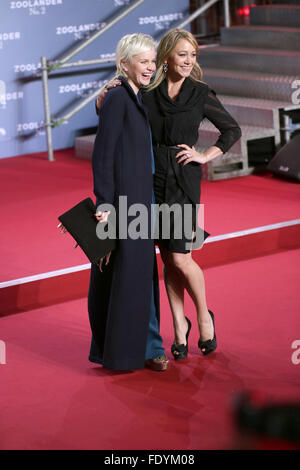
[118,76,149,120]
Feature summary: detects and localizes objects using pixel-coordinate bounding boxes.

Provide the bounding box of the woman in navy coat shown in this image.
[87,34,169,371]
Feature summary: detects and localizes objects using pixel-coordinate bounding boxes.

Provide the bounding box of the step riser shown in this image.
[75,138,95,159]
[199,51,300,76]
[220,104,275,128]
[210,153,246,166]
[221,28,300,51]
[250,7,300,28]
[198,129,243,153]
[272,0,300,4]
[207,168,254,181]
[203,73,294,102]
[198,127,276,154]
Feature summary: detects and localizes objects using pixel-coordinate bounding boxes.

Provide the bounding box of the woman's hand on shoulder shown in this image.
[96,78,122,110]
[175,144,208,166]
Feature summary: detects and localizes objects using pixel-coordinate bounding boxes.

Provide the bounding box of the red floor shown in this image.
[0,248,299,450]
[1,149,299,450]
[0,149,300,282]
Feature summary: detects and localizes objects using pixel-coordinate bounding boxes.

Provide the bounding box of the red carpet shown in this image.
[0,248,299,450]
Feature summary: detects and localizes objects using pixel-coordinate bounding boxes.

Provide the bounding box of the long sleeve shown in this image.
[92,90,125,206]
[203,89,242,154]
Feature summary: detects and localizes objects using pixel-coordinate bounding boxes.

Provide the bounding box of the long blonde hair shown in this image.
[146,29,203,92]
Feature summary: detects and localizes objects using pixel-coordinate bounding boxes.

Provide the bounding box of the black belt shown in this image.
[154,144,180,150]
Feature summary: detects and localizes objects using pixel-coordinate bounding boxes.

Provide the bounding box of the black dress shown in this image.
[142,77,242,253]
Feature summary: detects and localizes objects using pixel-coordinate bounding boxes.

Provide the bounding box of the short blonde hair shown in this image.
[146,29,203,91]
[115,33,155,78]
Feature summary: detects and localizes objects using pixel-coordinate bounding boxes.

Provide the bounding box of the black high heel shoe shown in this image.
[198,310,217,356]
[171,316,192,361]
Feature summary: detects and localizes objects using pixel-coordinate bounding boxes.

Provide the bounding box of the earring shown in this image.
[163,63,168,73]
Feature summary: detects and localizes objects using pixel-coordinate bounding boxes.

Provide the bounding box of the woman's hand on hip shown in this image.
[96,78,122,110]
[175,144,207,166]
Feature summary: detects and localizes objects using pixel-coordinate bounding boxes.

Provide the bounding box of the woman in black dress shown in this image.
[97,29,241,360]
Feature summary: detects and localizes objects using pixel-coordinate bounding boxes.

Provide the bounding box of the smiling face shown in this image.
[165,38,197,80]
[122,48,156,94]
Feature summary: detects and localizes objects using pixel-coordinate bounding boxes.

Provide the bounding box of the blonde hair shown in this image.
[146,29,204,91]
[115,33,155,78]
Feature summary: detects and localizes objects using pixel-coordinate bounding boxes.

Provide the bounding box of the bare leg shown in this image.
[158,244,188,353]
[164,250,214,349]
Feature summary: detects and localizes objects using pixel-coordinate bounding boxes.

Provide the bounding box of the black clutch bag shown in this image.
[58,197,116,264]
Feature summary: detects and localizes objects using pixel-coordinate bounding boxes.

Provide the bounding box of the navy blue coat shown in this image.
[88,77,160,371]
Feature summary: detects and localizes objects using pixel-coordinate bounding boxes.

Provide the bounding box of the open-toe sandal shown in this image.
[171,316,192,360]
[198,310,217,356]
